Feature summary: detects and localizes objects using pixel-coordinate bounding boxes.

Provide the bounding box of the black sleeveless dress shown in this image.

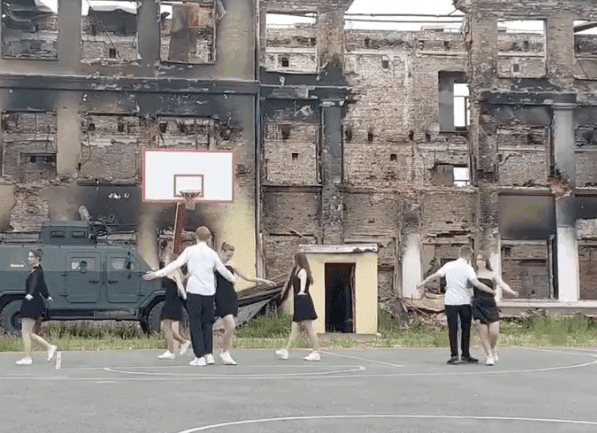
[472,277,500,324]
[160,277,185,321]
[20,266,50,319]
[215,265,239,318]
[292,269,318,322]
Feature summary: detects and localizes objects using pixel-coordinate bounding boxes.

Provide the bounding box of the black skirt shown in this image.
[293,293,318,322]
[215,270,239,318]
[472,296,500,324]
[161,278,185,321]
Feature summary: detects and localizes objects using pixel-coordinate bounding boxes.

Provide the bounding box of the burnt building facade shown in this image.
[0,0,261,285]
[2,0,597,314]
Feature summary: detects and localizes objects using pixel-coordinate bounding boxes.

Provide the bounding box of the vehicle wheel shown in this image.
[146,301,165,333]
[0,300,23,335]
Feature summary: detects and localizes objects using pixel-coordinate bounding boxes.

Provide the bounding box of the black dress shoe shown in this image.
[447,356,460,365]
[460,356,479,364]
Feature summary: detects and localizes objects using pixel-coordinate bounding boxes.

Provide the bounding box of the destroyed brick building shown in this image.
[1,0,597,321]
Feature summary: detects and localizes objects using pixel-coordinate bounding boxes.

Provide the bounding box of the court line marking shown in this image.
[1,347,595,381]
[320,351,403,367]
[103,365,366,378]
[176,414,597,432]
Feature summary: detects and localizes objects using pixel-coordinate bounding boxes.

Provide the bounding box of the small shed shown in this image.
[290,244,378,335]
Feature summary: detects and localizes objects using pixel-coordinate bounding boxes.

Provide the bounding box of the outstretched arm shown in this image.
[143,250,188,280]
[495,274,519,297]
[469,277,495,295]
[234,268,276,287]
[416,270,443,294]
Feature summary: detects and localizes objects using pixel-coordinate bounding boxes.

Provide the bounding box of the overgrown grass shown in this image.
[1,310,597,352]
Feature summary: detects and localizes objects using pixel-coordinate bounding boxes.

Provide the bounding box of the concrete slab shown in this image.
[1,347,596,433]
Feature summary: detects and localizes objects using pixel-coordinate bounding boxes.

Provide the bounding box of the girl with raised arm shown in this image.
[472,251,519,365]
[215,242,275,365]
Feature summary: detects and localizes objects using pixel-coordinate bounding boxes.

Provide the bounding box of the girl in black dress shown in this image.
[158,254,191,359]
[215,242,275,365]
[276,253,320,361]
[16,249,57,366]
[473,251,519,365]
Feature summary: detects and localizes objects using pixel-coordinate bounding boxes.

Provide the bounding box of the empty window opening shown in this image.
[2,111,57,180]
[498,20,545,54]
[390,153,397,161]
[160,0,218,64]
[264,12,317,72]
[291,152,299,161]
[512,63,520,72]
[381,59,390,69]
[575,21,597,59]
[325,263,355,333]
[453,82,470,129]
[81,1,138,64]
[430,164,469,187]
[439,71,468,132]
[1,0,59,60]
[281,125,291,140]
[345,128,353,142]
[367,131,374,142]
[453,166,470,187]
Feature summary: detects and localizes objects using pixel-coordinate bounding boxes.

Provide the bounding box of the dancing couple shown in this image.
[417,246,518,365]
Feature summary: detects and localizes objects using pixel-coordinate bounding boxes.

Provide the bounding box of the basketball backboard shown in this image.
[142,148,234,204]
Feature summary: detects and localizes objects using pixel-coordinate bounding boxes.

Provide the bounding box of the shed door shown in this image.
[325,263,355,333]
[65,253,101,303]
[106,253,140,303]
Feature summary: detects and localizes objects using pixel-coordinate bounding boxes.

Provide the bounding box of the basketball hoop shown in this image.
[180,190,201,210]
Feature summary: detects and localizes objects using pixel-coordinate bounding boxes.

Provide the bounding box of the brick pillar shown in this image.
[321,100,343,245]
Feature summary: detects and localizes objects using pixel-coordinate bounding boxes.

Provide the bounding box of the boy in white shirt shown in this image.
[417,246,494,365]
[145,226,235,366]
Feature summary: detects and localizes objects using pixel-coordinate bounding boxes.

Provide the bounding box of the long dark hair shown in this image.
[474,250,493,272]
[294,253,314,284]
[281,253,314,301]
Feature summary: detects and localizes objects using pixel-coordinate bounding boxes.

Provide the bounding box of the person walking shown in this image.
[16,249,57,366]
[276,253,320,361]
[417,245,494,365]
[157,254,191,360]
[215,242,275,365]
[144,226,235,367]
[472,250,518,365]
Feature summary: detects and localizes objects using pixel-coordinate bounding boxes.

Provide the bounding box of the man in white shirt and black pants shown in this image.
[417,246,495,365]
[145,226,236,366]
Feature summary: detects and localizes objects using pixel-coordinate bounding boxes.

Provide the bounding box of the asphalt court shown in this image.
[1,347,596,433]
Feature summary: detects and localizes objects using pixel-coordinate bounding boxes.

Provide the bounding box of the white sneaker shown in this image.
[205,353,215,365]
[16,356,32,366]
[220,351,237,365]
[179,340,191,355]
[493,351,499,361]
[158,351,175,360]
[275,348,289,360]
[304,351,321,361]
[47,345,57,362]
[189,357,207,366]
[485,356,495,366]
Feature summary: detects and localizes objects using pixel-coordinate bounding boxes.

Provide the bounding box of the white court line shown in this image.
[320,351,402,368]
[103,365,366,377]
[176,414,597,432]
[2,347,596,381]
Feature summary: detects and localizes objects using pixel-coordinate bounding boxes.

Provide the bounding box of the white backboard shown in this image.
[142,148,234,204]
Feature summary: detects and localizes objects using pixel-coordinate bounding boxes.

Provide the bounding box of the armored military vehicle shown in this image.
[0,221,168,334]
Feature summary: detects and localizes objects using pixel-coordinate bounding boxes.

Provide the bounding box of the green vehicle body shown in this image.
[0,221,167,334]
